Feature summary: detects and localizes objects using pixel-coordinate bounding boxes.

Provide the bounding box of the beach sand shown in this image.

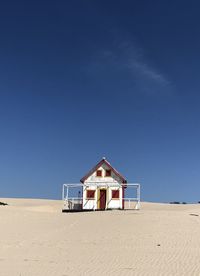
[0,198,200,276]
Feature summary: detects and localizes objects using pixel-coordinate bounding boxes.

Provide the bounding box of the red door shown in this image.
[100,190,106,210]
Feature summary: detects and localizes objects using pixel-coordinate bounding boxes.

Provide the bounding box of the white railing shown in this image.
[62,183,140,211]
[64,197,83,210]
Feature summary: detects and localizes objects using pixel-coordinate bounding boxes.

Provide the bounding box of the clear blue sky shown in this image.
[0,1,200,202]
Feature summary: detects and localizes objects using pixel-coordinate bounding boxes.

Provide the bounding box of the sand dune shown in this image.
[0,198,200,275]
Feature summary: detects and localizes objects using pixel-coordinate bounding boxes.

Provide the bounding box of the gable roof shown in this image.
[80,158,127,183]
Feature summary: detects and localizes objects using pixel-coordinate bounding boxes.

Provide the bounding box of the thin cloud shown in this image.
[115,39,170,87]
[127,59,170,86]
[87,35,171,91]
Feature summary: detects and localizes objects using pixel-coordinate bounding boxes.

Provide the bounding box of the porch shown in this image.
[62,182,140,212]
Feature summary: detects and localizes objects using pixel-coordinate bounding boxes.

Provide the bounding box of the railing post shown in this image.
[135,184,140,210]
[66,185,69,200]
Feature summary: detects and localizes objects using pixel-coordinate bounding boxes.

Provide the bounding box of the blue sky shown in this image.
[1,1,200,202]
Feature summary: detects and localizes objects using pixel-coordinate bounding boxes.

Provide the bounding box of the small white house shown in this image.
[80,158,127,210]
[62,158,140,211]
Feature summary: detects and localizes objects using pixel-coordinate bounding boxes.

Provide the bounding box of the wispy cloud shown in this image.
[87,35,171,91]
[111,39,170,86]
[127,59,170,86]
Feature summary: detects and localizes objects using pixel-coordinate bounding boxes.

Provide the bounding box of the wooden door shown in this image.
[99,190,106,210]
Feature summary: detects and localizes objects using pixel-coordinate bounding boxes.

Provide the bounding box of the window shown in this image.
[96,170,102,177]
[87,190,95,199]
[105,169,111,177]
[112,190,119,199]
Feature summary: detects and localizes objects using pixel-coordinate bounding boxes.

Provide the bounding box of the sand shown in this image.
[0,198,200,276]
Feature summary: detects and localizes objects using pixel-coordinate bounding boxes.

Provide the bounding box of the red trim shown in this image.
[82,186,84,209]
[80,158,127,184]
[122,186,124,209]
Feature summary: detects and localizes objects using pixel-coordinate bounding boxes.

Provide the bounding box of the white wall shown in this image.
[83,163,123,210]
[107,187,123,209]
[82,185,98,210]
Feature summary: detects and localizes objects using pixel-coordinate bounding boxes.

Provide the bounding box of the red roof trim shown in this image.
[80,158,127,183]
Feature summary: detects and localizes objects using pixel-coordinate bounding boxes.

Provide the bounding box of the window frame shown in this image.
[96,170,102,177]
[105,169,111,177]
[86,189,96,199]
[112,189,120,199]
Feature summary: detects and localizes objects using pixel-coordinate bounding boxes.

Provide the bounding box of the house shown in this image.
[80,157,127,210]
[62,158,140,211]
